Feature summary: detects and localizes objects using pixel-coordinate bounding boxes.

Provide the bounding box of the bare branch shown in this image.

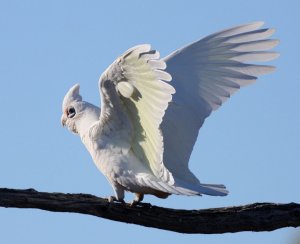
[0,188,299,234]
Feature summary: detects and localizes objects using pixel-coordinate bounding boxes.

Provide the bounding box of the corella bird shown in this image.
[61,22,278,205]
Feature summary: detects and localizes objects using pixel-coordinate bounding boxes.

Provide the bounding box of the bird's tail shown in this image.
[171,178,229,196]
[140,176,228,196]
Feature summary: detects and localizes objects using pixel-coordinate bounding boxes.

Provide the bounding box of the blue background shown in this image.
[0,1,299,243]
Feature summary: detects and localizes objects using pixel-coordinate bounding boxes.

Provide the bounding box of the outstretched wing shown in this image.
[161,22,279,184]
[98,45,175,184]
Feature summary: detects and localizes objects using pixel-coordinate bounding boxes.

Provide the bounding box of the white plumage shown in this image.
[61,22,278,204]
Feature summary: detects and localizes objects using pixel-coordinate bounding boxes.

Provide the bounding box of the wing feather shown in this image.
[161,22,279,184]
[99,44,175,184]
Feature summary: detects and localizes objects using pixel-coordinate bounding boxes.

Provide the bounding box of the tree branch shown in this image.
[0,188,299,234]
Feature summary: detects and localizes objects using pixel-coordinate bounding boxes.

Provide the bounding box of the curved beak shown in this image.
[61,114,67,127]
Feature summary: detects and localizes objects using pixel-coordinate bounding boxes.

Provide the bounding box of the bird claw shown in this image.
[129,200,139,207]
[141,202,152,208]
[129,193,145,207]
[129,200,152,207]
[106,196,125,204]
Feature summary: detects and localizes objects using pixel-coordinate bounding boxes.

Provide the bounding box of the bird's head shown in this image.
[61,84,100,136]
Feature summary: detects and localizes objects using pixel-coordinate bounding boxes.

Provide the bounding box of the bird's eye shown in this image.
[67,107,76,118]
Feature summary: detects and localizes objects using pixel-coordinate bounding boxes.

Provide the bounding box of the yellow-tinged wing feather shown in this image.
[100,44,175,184]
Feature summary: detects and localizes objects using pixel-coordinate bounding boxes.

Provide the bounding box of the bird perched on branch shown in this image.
[61,22,279,205]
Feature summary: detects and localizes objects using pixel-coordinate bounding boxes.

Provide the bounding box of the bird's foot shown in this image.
[129,199,140,207]
[106,196,125,204]
[129,200,152,207]
[129,193,145,207]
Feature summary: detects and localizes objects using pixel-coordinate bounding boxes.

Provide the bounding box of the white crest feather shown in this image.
[62,83,82,110]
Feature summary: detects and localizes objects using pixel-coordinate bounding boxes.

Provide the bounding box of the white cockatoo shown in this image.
[61,22,278,205]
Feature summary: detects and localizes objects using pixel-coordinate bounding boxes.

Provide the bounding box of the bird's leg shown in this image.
[107,184,125,204]
[130,193,144,206]
[107,196,125,204]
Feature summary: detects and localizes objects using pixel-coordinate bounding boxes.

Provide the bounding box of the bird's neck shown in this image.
[76,105,100,139]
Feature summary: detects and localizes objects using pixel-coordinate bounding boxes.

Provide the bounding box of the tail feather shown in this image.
[173,178,229,196]
[140,176,228,197]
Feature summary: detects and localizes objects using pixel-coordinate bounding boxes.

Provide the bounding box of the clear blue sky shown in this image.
[0,1,299,243]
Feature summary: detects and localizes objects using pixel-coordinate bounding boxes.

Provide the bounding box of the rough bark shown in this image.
[0,188,299,234]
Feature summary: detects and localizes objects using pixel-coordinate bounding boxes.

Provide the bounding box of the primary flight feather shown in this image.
[61,22,279,204]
